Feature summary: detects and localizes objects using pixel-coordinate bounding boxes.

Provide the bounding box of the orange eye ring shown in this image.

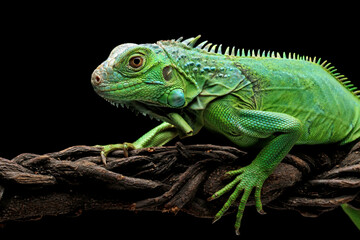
[129,56,144,68]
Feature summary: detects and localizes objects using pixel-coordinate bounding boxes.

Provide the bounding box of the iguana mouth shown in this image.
[95,80,143,93]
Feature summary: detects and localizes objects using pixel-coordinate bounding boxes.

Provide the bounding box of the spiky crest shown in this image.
[161,35,359,99]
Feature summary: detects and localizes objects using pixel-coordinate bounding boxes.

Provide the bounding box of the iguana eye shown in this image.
[129,56,144,68]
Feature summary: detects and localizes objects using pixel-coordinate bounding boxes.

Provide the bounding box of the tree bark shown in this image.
[0,141,359,222]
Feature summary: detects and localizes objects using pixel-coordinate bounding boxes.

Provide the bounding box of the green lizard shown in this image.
[91,35,360,235]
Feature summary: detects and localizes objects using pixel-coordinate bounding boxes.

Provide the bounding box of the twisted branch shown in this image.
[0,141,359,222]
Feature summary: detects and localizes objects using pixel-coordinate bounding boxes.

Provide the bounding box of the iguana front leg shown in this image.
[205,102,303,235]
[96,122,178,164]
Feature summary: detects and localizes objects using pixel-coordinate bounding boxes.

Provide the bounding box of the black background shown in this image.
[1,3,359,239]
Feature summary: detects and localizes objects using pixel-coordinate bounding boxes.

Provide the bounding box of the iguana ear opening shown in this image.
[162,66,173,81]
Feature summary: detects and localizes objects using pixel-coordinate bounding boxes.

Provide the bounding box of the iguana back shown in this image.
[233,57,360,145]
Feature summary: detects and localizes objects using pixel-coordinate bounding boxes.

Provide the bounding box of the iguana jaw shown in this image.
[99,99,193,136]
[92,67,190,130]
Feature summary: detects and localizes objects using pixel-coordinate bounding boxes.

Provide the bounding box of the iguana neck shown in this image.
[159,42,257,111]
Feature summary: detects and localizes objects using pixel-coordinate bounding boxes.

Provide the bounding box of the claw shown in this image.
[255,186,265,214]
[123,143,129,158]
[220,173,232,180]
[100,151,107,165]
[258,209,267,215]
[207,193,219,202]
[212,215,221,224]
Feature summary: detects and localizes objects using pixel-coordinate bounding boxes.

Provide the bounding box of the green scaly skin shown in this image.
[91,36,360,235]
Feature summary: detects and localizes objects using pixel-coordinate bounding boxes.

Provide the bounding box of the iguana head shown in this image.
[91,42,192,119]
[91,36,245,135]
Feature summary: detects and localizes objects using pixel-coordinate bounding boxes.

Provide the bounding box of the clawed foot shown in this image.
[94,142,135,164]
[208,165,267,235]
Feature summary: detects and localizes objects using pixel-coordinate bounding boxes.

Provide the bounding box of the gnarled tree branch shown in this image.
[0,141,359,222]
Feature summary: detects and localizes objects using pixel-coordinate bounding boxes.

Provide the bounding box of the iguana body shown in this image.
[91,36,360,234]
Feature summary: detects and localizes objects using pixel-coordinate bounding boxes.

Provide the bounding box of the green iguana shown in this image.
[91,35,360,235]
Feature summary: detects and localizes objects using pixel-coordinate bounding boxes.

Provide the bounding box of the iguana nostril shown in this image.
[91,72,102,85]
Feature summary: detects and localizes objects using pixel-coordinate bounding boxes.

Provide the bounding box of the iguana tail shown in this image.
[341,203,360,230]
